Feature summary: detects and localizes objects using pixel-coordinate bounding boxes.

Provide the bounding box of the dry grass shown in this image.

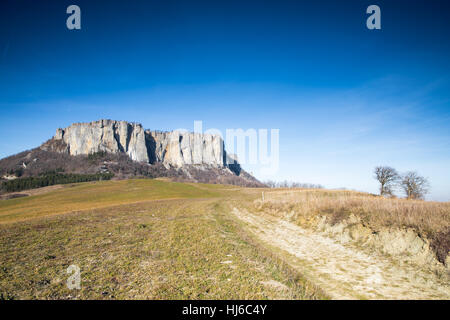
[253,189,450,263]
[256,189,450,235]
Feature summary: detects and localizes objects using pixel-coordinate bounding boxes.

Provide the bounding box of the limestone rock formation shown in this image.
[51,120,149,163]
[46,120,228,168]
[147,130,224,167]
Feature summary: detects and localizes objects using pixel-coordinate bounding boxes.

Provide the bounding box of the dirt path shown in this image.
[232,207,450,300]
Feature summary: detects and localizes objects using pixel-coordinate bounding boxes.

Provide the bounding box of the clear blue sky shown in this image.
[1,0,449,200]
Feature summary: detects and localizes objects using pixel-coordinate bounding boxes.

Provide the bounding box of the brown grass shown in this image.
[253,189,450,263]
[256,189,450,234]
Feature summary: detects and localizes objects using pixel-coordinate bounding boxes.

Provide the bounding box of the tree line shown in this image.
[1,172,114,192]
[264,180,324,189]
[374,166,429,199]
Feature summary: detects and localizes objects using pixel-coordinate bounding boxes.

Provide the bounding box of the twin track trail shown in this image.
[232,207,450,300]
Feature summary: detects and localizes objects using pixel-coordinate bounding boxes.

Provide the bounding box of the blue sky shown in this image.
[1,0,449,200]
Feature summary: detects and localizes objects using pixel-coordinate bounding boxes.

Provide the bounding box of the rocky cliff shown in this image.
[147,130,224,167]
[51,120,149,163]
[1,119,264,188]
[43,119,229,168]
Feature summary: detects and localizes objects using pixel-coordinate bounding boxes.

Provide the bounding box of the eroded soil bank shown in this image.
[232,206,450,299]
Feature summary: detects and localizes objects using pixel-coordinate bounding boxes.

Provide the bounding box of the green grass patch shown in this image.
[0,179,221,223]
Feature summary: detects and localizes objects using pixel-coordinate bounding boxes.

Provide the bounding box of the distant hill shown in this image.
[0,120,264,191]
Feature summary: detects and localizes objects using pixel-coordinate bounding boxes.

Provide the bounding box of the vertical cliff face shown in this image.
[49,120,226,167]
[147,130,224,167]
[53,120,149,163]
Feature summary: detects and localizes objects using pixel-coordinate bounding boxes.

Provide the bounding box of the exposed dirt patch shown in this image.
[0,194,28,200]
[0,184,64,200]
[312,215,446,272]
[253,189,450,271]
[232,207,450,300]
[260,280,289,294]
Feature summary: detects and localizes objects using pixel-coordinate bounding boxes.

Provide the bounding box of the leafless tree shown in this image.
[400,171,429,200]
[264,180,277,188]
[374,166,399,196]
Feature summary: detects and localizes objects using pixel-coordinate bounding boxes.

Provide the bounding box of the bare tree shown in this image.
[264,180,277,188]
[374,166,399,196]
[400,171,429,200]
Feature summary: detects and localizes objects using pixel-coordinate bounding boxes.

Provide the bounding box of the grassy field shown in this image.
[3,181,447,300]
[0,179,324,300]
[0,179,223,224]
